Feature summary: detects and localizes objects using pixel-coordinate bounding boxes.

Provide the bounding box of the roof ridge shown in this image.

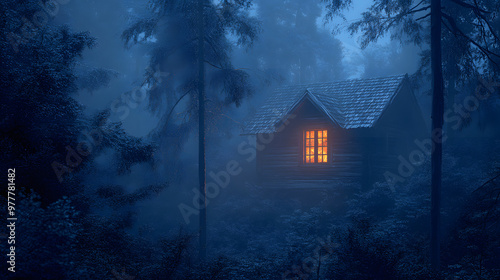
[275,74,407,89]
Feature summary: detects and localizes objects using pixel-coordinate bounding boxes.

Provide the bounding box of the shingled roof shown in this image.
[242,74,408,134]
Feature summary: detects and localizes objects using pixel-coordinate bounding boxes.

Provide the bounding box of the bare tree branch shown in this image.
[442,13,500,70]
[416,12,431,21]
[449,0,492,14]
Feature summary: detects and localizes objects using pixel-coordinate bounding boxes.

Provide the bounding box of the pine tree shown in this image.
[321,0,500,272]
[122,0,259,258]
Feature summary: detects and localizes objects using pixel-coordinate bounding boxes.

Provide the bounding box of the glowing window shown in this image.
[304,130,328,164]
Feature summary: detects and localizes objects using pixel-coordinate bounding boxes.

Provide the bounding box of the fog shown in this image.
[2,0,499,279]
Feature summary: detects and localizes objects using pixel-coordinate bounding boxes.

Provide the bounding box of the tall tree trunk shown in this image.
[197,0,207,261]
[430,0,444,271]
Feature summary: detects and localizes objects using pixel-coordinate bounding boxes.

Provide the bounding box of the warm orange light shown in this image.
[304,129,328,164]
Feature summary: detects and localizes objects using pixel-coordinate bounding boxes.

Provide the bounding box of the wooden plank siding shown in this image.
[257,98,364,187]
[255,83,426,189]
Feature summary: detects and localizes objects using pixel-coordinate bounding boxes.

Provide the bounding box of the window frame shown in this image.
[302,129,329,165]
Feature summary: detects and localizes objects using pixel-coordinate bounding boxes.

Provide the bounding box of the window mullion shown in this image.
[314,130,318,163]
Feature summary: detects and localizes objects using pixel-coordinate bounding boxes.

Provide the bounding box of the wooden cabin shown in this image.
[242,74,427,188]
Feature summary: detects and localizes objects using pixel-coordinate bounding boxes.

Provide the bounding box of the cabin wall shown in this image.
[366,82,429,183]
[255,83,428,188]
[256,99,365,187]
